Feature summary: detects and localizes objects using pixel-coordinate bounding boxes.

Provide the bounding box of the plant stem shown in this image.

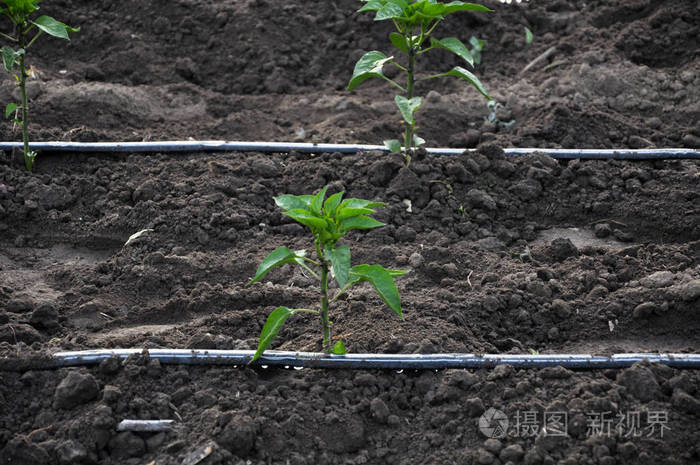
[319,256,331,353]
[0,31,17,42]
[403,34,416,166]
[25,30,43,50]
[18,23,31,171]
[316,241,331,353]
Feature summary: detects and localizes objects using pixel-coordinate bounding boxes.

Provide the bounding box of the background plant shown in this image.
[468,36,485,65]
[347,0,493,165]
[1,0,78,171]
[248,186,407,362]
[486,100,514,127]
[524,26,533,45]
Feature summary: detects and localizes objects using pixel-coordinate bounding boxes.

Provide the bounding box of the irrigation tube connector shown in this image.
[52,349,700,370]
[0,140,698,159]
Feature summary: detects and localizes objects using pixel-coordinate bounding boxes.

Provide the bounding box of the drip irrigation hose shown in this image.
[0,140,698,159]
[51,349,700,370]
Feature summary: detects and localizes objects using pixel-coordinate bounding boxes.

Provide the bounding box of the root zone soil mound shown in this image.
[1,0,699,464]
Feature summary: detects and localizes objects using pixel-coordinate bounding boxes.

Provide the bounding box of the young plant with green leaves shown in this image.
[468,36,485,65]
[248,186,408,362]
[1,0,78,171]
[347,0,493,165]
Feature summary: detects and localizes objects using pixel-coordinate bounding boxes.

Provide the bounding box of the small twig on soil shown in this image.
[590,218,628,227]
[466,270,473,289]
[99,312,115,320]
[28,425,55,440]
[169,403,183,422]
[521,46,557,74]
[543,60,568,72]
[335,332,354,341]
[60,125,89,141]
[428,179,453,194]
[8,325,20,356]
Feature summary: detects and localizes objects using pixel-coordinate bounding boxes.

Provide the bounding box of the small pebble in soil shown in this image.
[594,222,612,238]
[613,229,634,242]
[547,238,579,262]
[53,372,100,410]
[408,252,424,268]
[632,302,658,319]
[616,363,661,402]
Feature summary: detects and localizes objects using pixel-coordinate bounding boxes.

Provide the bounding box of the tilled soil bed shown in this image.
[1,0,699,464]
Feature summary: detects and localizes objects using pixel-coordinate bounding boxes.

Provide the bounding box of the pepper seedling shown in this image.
[348,0,493,165]
[1,0,78,171]
[248,186,408,362]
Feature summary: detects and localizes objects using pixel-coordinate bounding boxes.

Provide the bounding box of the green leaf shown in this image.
[347,50,394,91]
[339,198,386,210]
[274,193,313,211]
[323,191,344,217]
[469,36,484,64]
[525,27,534,45]
[336,207,375,220]
[1,45,20,73]
[395,95,422,126]
[470,36,484,50]
[423,1,492,17]
[249,247,306,284]
[357,0,385,13]
[5,102,18,119]
[284,209,328,231]
[439,66,490,99]
[345,267,409,287]
[389,32,409,54]
[375,0,407,21]
[430,37,473,67]
[384,139,402,153]
[413,134,426,146]
[2,0,39,21]
[331,339,347,355]
[252,307,295,362]
[32,15,79,40]
[349,264,405,318]
[326,244,350,288]
[445,2,493,14]
[388,269,411,277]
[310,185,328,216]
[340,215,385,233]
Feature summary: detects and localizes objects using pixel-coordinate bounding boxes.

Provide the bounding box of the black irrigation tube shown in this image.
[0,141,699,159]
[51,349,700,370]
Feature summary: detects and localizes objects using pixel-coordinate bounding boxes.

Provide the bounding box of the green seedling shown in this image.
[1,0,78,171]
[524,27,533,45]
[509,245,532,262]
[486,100,515,127]
[348,0,493,165]
[248,186,408,362]
[468,36,485,65]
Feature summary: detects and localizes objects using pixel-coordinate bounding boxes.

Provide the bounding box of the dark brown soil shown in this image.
[1,0,699,464]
